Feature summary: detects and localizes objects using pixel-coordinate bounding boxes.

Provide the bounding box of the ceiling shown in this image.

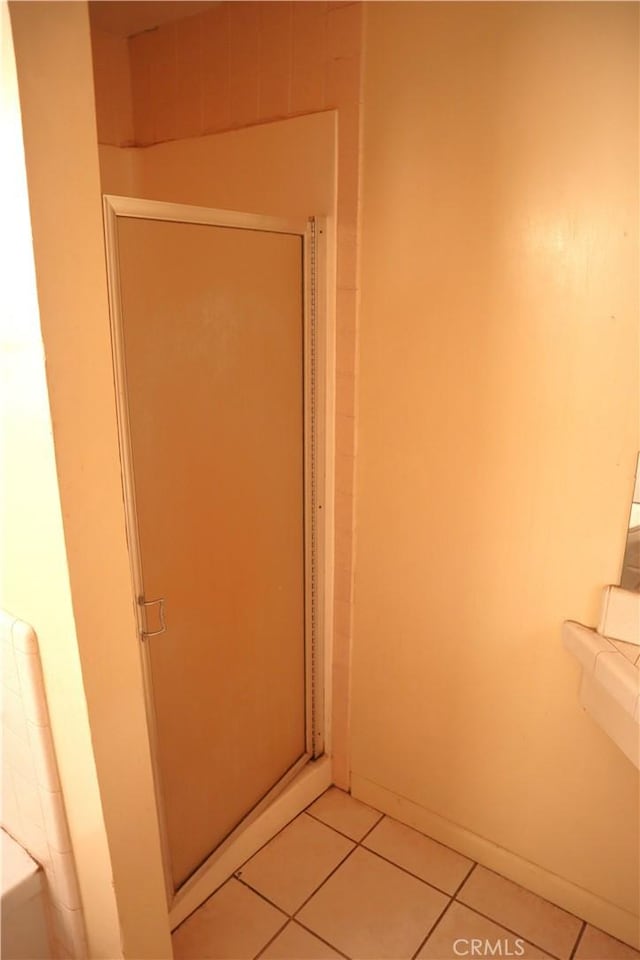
[89,1,221,38]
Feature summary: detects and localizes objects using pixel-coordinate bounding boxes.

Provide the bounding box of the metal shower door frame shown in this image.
[102,195,326,907]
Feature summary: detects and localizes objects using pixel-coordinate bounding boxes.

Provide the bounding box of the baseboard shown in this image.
[351,773,640,951]
[170,756,332,930]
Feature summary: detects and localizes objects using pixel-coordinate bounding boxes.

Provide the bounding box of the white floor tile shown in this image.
[417,901,553,959]
[172,879,286,960]
[458,866,582,960]
[307,787,383,841]
[363,816,473,894]
[574,924,640,960]
[297,846,449,959]
[237,813,354,914]
[260,921,344,959]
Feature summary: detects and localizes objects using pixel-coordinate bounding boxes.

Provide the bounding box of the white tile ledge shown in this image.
[563,620,640,768]
[563,622,639,717]
[598,585,640,646]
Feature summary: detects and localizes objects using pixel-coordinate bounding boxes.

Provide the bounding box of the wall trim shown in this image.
[351,774,640,951]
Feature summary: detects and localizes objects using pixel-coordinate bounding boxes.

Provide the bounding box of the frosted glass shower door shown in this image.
[111,204,314,893]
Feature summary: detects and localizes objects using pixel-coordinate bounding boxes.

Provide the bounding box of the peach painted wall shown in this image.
[8,2,171,957]
[1,3,120,956]
[98,143,137,196]
[352,1,639,949]
[94,0,364,788]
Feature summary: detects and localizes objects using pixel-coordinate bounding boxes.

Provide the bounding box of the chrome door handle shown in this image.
[138,596,166,639]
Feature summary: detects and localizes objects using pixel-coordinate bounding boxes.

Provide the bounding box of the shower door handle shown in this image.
[138,596,166,639]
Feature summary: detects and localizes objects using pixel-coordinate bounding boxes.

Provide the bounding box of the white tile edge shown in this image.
[598,585,640,646]
[563,621,640,721]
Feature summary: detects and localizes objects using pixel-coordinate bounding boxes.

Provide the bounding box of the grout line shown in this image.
[363,804,487,865]
[291,800,485,960]
[410,860,478,957]
[170,875,235,934]
[253,915,290,960]
[301,789,325,815]
[291,919,351,960]
[302,810,479,960]
[240,792,485,948]
[305,806,383,844]
[175,789,597,960]
[235,875,292,919]
[291,844,359,917]
[454,862,588,937]
[358,845,465,901]
[358,810,386,841]
[234,809,320,881]
[451,899,565,960]
[411,896,456,960]
[234,792,364,922]
[173,791,339,934]
[569,921,587,960]
[452,860,477,897]
[235,795,367,924]
[298,804,465,910]
[238,791,385,932]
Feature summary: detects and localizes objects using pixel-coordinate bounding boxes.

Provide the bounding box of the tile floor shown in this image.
[172,788,640,960]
